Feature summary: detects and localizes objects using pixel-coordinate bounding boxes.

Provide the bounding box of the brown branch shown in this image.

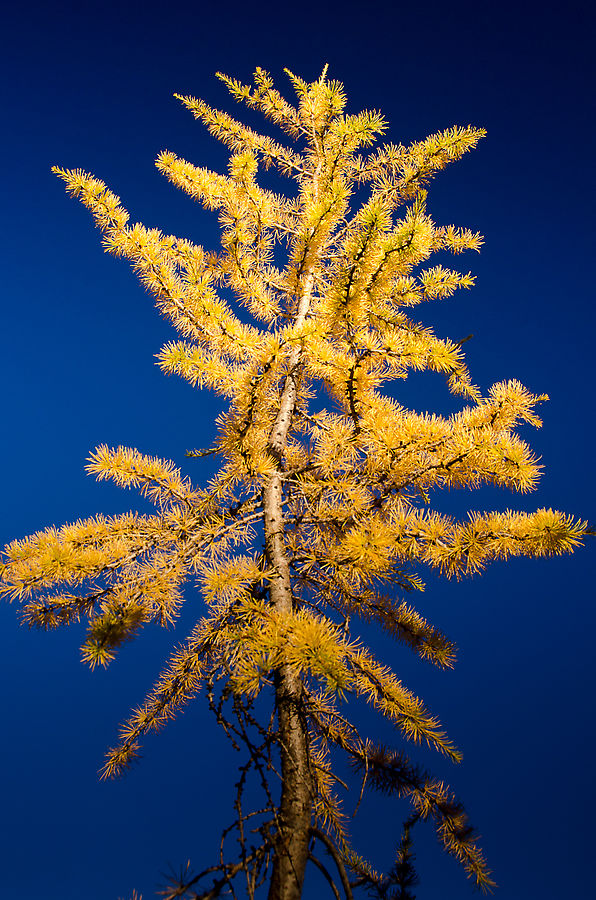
[309,827,354,900]
[307,852,342,900]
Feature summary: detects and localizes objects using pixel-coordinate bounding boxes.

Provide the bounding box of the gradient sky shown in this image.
[1,1,595,898]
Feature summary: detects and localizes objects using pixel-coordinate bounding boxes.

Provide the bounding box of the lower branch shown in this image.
[309,827,354,900]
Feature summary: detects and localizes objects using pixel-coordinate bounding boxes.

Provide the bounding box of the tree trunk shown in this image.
[267,661,312,900]
[264,269,317,899]
[263,431,313,900]
[263,494,312,900]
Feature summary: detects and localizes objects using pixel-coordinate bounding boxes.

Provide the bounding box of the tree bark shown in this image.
[266,658,312,900]
[264,271,316,900]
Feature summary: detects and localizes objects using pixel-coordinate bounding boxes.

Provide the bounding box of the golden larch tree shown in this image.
[1,67,589,900]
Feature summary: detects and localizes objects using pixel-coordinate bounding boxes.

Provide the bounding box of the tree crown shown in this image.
[1,67,589,899]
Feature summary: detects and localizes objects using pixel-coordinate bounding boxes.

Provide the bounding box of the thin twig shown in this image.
[308,852,342,900]
[309,826,355,900]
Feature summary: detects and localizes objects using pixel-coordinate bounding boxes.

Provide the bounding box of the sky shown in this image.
[1,0,595,898]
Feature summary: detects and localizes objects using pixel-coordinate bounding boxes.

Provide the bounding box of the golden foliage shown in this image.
[3,67,590,896]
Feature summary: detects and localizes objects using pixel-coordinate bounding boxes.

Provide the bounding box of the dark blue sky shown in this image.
[2,1,595,898]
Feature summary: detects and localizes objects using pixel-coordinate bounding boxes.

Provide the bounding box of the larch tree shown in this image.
[1,67,589,900]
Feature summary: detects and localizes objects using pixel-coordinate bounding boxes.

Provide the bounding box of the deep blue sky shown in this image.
[1,1,595,898]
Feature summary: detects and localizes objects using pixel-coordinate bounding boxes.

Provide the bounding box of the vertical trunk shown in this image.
[263,400,313,900]
[267,660,312,900]
[264,273,317,900]
[264,145,322,896]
